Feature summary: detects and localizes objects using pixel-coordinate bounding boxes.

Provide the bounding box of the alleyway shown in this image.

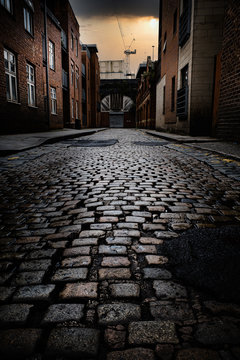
[0,129,240,359]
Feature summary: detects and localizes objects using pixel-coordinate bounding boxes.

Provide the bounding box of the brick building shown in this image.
[81,44,91,128]
[51,0,82,128]
[156,0,225,136]
[0,0,63,133]
[87,44,101,128]
[216,0,240,140]
[136,57,156,129]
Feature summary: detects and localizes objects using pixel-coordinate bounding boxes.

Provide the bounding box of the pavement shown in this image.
[143,129,240,162]
[0,128,106,155]
[0,129,240,359]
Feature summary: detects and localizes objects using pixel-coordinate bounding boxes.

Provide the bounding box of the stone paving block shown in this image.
[42,303,85,324]
[114,230,140,237]
[122,205,140,211]
[143,267,172,279]
[117,223,139,229]
[132,211,152,218]
[125,216,145,223]
[11,271,45,286]
[98,303,141,325]
[0,304,33,325]
[147,206,165,212]
[150,301,194,321]
[176,348,221,360]
[60,282,98,299]
[132,245,157,254]
[103,210,123,216]
[194,319,240,345]
[44,232,72,241]
[13,285,55,302]
[171,223,192,231]
[107,348,155,360]
[46,327,100,357]
[128,321,178,344]
[143,224,166,231]
[104,327,126,349]
[79,230,105,238]
[140,237,163,245]
[61,256,91,267]
[110,283,140,298]
[25,249,56,260]
[63,246,91,257]
[0,328,42,357]
[16,236,41,244]
[100,216,119,223]
[145,255,168,265]
[73,238,98,246]
[154,231,179,239]
[0,286,16,301]
[91,223,113,230]
[153,280,187,299]
[51,268,88,282]
[106,237,132,245]
[99,268,131,280]
[101,257,130,267]
[99,245,127,255]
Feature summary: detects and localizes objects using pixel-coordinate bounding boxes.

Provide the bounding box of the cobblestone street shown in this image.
[0,129,240,360]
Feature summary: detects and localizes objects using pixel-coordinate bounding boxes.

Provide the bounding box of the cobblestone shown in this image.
[1,129,240,358]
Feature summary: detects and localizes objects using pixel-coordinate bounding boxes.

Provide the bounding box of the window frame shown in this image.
[23,6,33,36]
[71,61,74,86]
[72,98,74,118]
[76,100,79,119]
[171,76,176,112]
[75,65,79,89]
[26,63,36,106]
[50,86,57,114]
[71,31,74,50]
[162,85,166,115]
[49,40,55,71]
[1,0,12,13]
[4,48,18,102]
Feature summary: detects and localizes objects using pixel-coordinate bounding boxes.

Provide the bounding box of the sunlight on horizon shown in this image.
[78,16,159,75]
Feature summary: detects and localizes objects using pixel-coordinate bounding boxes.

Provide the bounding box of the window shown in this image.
[76,39,78,57]
[1,0,12,13]
[76,101,79,119]
[49,41,55,70]
[171,76,175,112]
[23,7,33,35]
[4,49,17,102]
[71,31,74,50]
[26,63,35,106]
[163,86,166,115]
[50,87,57,114]
[181,64,188,88]
[71,61,74,86]
[163,32,167,53]
[76,66,79,89]
[72,99,74,118]
[173,9,177,34]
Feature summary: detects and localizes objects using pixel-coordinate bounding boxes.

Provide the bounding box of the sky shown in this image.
[69,0,159,76]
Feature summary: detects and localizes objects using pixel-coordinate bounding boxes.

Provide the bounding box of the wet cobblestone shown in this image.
[0,129,240,359]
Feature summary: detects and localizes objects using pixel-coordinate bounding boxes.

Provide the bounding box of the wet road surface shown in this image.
[0,129,240,359]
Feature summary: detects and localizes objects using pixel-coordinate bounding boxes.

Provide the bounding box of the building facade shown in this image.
[156,0,225,136]
[0,0,63,133]
[136,57,156,129]
[81,44,91,128]
[88,44,101,128]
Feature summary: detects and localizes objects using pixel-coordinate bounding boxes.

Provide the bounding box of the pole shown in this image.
[44,0,50,128]
[152,46,155,61]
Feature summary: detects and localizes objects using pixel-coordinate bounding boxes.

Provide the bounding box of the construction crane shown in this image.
[116,16,136,78]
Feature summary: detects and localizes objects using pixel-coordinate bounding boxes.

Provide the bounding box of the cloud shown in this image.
[69,0,159,18]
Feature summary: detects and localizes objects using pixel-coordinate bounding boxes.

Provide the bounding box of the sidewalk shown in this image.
[0,128,106,155]
[142,129,240,162]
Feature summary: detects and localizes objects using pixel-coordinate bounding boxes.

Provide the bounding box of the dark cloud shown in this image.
[69,0,159,18]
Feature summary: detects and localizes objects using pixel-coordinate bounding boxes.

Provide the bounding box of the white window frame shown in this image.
[4,49,18,102]
[49,40,55,70]
[23,7,33,35]
[26,63,35,106]
[76,100,79,119]
[1,0,12,13]
[71,61,74,86]
[72,98,74,118]
[50,87,57,114]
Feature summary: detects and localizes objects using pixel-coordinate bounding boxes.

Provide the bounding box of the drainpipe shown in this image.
[44,0,50,128]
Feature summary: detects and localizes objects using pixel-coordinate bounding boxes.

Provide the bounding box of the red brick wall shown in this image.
[89,49,100,128]
[0,0,63,133]
[217,0,240,140]
[82,51,91,128]
[160,0,179,125]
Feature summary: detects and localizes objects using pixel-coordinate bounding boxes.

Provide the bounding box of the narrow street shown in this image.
[0,129,240,359]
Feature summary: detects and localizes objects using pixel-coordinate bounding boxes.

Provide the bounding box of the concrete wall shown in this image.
[156,75,166,129]
[190,0,225,135]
